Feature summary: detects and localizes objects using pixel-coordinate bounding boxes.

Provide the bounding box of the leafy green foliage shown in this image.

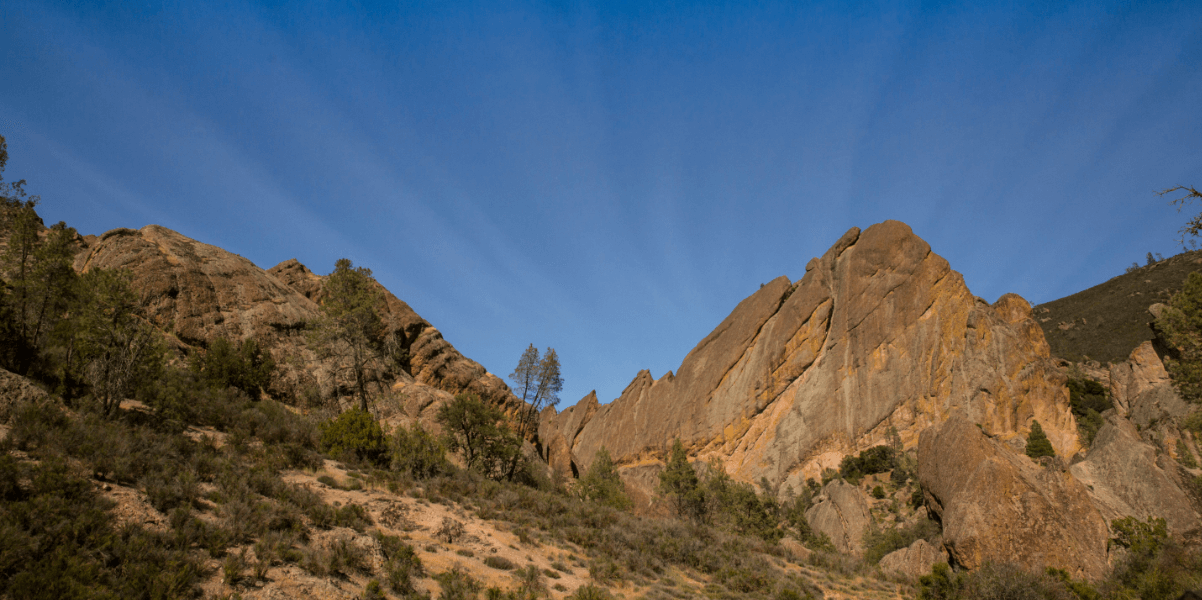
[1067,377,1111,446]
[320,408,388,465]
[1025,420,1056,459]
[191,336,275,397]
[577,447,631,510]
[435,566,483,600]
[839,445,897,484]
[391,421,451,479]
[373,530,424,594]
[437,393,522,481]
[75,268,168,415]
[0,453,203,599]
[702,463,781,541]
[658,439,705,521]
[1155,271,1202,403]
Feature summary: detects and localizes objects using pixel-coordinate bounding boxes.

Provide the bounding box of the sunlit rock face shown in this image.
[543,220,1078,493]
[75,225,516,421]
[918,414,1110,581]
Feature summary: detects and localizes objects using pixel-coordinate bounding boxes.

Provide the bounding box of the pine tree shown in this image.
[1025,420,1055,459]
[308,258,383,411]
[658,439,705,521]
[578,447,631,510]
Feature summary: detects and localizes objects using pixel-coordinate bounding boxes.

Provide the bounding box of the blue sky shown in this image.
[2,1,1200,407]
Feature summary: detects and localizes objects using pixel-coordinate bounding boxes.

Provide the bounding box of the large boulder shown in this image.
[918,414,1110,581]
[546,221,1078,495]
[1069,410,1200,537]
[805,479,872,555]
[878,539,948,579]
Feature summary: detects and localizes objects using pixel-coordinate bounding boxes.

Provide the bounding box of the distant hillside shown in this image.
[1033,250,1202,364]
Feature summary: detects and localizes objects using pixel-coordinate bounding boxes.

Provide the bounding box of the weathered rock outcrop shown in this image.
[805,479,871,555]
[539,391,600,478]
[1108,341,1191,427]
[74,225,515,419]
[878,539,948,579]
[545,221,1078,494]
[0,368,49,424]
[918,414,1110,581]
[1069,410,1200,536]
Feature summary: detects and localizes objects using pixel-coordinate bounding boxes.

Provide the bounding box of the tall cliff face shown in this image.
[544,221,1078,491]
[74,225,515,420]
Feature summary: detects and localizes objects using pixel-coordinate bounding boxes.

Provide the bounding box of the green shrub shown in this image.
[435,566,482,600]
[1025,421,1056,459]
[839,445,896,484]
[192,336,275,398]
[392,421,451,479]
[1067,378,1111,446]
[484,556,516,570]
[301,535,371,577]
[577,447,631,510]
[437,393,522,481]
[862,517,941,565]
[871,485,886,499]
[320,408,388,465]
[567,584,614,600]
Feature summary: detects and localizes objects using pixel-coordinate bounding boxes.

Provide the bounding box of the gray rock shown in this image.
[0,368,49,424]
[878,539,948,579]
[1069,411,1199,536]
[805,479,871,555]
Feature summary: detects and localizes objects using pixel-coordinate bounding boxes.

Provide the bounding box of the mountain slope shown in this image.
[1033,250,1202,364]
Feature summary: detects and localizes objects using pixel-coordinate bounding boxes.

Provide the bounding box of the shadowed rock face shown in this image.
[75,225,515,418]
[543,221,1078,491]
[918,414,1110,581]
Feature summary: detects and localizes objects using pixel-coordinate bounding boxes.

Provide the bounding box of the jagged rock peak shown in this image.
[543,220,1078,494]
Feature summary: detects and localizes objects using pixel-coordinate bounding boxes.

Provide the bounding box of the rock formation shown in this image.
[804,479,871,555]
[0,368,49,424]
[918,414,1110,581]
[1069,410,1200,536]
[878,539,948,579]
[73,225,516,423]
[543,221,1078,493]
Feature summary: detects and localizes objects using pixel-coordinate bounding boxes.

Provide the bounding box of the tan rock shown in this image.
[75,225,518,418]
[1108,341,1190,426]
[918,414,1110,581]
[805,479,872,555]
[546,220,1078,497]
[878,539,948,579]
[1069,410,1200,536]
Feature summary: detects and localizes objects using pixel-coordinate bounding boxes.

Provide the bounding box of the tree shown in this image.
[1154,271,1202,403]
[309,258,383,411]
[1161,185,1202,249]
[658,439,705,521]
[577,447,631,510]
[509,344,563,438]
[436,393,521,480]
[319,408,388,465]
[190,336,275,398]
[74,269,165,416]
[1025,420,1055,459]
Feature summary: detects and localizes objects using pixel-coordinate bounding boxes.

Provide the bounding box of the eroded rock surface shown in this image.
[805,479,871,555]
[0,367,49,424]
[878,539,948,579]
[1109,341,1191,426]
[1069,410,1200,536]
[918,415,1110,581]
[75,225,516,419]
[546,221,1078,495]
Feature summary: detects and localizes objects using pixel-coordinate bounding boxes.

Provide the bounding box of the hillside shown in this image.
[1033,250,1202,364]
[2,198,1202,598]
